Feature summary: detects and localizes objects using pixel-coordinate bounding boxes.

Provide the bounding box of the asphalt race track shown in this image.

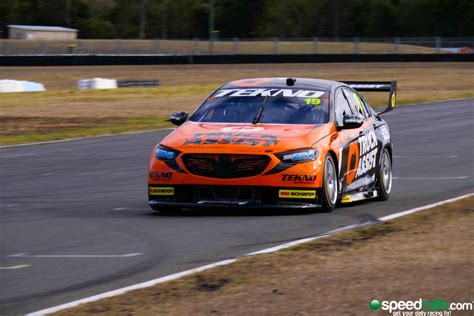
[1,99,473,315]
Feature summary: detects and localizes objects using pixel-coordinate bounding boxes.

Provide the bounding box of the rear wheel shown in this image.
[377,148,392,201]
[321,155,338,212]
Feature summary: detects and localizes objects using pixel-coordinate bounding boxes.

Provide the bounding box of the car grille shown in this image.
[182,154,270,179]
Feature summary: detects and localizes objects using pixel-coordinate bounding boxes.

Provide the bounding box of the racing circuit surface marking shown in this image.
[0,98,473,315]
[27,193,473,316]
[393,176,469,180]
[0,265,31,270]
[8,253,143,258]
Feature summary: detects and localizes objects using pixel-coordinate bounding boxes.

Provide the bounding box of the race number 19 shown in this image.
[305,98,321,105]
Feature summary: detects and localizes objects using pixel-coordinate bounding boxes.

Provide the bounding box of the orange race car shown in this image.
[148,78,396,213]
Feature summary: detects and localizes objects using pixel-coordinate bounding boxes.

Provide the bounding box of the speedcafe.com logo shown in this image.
[369,298,473,315]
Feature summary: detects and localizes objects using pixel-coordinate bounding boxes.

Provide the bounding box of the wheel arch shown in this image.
[326,149,340,193]
[382,144,393,166]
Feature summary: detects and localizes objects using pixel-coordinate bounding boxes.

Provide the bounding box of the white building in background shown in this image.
[7,25,78,40]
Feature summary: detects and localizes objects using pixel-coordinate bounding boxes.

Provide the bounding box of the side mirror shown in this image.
[341,114,363,129]
[169,111,188,126]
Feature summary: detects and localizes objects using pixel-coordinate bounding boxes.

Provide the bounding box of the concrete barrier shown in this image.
[0,79,45,92]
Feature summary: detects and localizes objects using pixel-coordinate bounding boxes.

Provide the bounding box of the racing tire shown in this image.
[320,155,338,212]
[377,148,392,201]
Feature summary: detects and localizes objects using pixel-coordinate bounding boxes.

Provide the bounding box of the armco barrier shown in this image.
[0,54,473,66]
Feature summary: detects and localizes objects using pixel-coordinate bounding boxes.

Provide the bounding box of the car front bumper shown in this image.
[148,185,322,210]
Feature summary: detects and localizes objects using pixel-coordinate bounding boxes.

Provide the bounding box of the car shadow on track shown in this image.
[145,198,381,217]
[147,208,320,217]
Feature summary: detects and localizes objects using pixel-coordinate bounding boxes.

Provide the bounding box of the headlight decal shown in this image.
[156,146,179,160]
[280,149,317,163]
[154,145,185,173]
[276,148,318,163]
[264,148,318,176]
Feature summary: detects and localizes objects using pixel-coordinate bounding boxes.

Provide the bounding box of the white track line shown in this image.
[246,235,329,256]
[393,176,468,180]
[378,193,472,222]
[0,264,31,270]
[27,259,237,316]
[27,192,473,316]
[8,253,142,258]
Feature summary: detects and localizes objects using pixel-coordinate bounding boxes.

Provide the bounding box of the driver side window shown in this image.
[335,89,353,126]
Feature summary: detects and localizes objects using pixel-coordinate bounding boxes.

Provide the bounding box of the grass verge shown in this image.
[0,116,170,146]
[53,196,474,315]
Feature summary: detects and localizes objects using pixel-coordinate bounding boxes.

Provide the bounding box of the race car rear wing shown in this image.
[343,81,397,115]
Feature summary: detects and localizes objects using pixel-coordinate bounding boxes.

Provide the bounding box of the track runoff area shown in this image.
[0,98,472,315]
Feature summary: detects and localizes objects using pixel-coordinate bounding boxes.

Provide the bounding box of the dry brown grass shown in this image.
[0,62,473,144]
[53,196,474,316]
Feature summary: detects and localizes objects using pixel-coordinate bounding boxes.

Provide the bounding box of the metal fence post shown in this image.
[353,37,360,54]
[208,37,214,55]
[233,37,240,54]
[155,38,160,54]
[193,38,200,55]
[40,41,47,54]
[76,40,83,54]
[394,37,400,54]
[116,39,123,55]
[435,36,442,53]
[313,37,319,54]
[272,37,279,55]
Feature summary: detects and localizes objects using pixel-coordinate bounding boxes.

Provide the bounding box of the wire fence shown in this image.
[1,37,473,55]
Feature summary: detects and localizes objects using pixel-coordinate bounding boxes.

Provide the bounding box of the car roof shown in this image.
[221,77,343,91]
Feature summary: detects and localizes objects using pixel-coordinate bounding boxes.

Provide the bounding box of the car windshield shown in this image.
[190,88,330,124]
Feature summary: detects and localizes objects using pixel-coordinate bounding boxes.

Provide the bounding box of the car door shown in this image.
[341,88,380,192]
[334,88,360,193]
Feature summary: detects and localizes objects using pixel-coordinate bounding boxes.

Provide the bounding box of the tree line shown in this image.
[1,0,473,39]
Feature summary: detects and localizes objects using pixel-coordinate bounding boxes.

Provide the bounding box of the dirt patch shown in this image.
[53,196,474,316]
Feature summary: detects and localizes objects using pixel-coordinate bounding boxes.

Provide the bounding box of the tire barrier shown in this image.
[116,79,160,88]
[77,78,160,90]
[77,78,118,90]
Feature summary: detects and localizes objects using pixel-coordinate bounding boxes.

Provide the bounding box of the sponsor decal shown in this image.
[378,125,390,141]
[183,132,278,147]
[345,128,379,185]
[213,88,325,98]
[149,187,174,196]
[281,174,316,183]
[356,128,378,177]
[279,190,316,199]
[149,171,173,180]
[347,84,390,89]
[221,126,265,133]
[197,200,249,205]
[341,195,352,203]
[231,78,274,87]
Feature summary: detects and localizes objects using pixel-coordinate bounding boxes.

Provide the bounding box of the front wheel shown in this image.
[377,148,392,201]
[320,155,338,212]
